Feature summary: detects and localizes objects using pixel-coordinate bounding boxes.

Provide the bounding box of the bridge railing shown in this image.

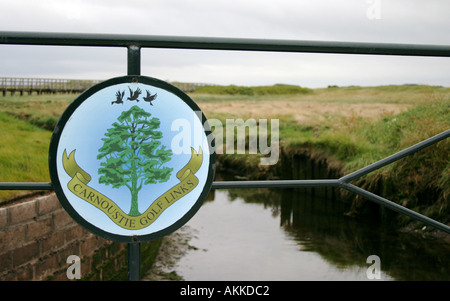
[0,32,449,233]
[0,77,102,95]
[0,76,212,95]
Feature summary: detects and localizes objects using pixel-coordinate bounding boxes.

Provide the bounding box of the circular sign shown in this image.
[49,76,216,242]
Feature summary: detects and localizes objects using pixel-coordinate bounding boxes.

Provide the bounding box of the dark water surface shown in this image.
[172,177,449,281]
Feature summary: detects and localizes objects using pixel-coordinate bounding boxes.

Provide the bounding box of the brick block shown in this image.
[0,208,7,227]
[65,224,86,243]
[13,241,39,268]
[1,264,33,281]
[40,231,66,255]
[80,235,106,258]
[9,200,37,224]
[53,208,76,229]
[17,264,34,281]
[35,253,59,280]
[37,194,61,216]
[0,225,27,252]
[0,251,12,274]
[27,216,53,241]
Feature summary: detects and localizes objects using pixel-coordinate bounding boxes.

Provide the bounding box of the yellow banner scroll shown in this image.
[62,148,203,230]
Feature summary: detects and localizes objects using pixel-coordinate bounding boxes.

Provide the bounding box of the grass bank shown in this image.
[0,112,52,201]
[283,100,449,229]
[0,94,73,202]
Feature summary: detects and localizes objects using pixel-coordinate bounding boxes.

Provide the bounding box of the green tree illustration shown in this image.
[97,105,173,216]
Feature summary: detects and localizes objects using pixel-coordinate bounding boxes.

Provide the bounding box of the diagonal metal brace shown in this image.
[340,183,450,234]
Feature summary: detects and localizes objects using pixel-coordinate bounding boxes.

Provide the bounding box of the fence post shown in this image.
[127,241,141,281]
[127,45,141,76]
[127,44,142,281]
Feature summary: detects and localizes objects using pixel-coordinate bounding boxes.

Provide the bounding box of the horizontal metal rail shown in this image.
[0,182,53,190]
[0,180,342,190]
[212,179,340,189]
[0,31,449,235]
[1,31,450,57]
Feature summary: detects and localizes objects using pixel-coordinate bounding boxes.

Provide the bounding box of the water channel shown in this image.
[163,172,449,281]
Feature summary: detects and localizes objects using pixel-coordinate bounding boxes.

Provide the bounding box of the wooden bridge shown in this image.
[0,77,103,96]
[1,77,210,96]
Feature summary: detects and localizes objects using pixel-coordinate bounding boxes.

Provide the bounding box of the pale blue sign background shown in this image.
[56,82,211,236]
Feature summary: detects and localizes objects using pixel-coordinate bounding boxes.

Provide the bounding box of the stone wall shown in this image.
[0,193,161,280]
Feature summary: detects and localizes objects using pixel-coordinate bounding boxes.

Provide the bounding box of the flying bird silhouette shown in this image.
[127,87,141,102]
[143,90,157,105]
[111,90,125,105]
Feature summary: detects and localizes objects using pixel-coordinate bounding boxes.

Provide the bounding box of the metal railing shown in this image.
[0,76,214,95]
[0,77,101,95]
[1,31,449,279]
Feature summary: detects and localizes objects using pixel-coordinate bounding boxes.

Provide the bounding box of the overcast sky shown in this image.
[0,0,449,88]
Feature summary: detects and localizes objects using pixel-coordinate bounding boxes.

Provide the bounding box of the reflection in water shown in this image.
[279,188,450,281]
[175,185,449,281]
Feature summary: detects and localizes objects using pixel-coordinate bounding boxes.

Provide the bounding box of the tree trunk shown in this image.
[129,188,140,216]
[128,156,140,216]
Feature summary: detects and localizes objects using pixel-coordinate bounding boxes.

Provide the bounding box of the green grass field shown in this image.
[0,84,448,226]
[0,112,52,201]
